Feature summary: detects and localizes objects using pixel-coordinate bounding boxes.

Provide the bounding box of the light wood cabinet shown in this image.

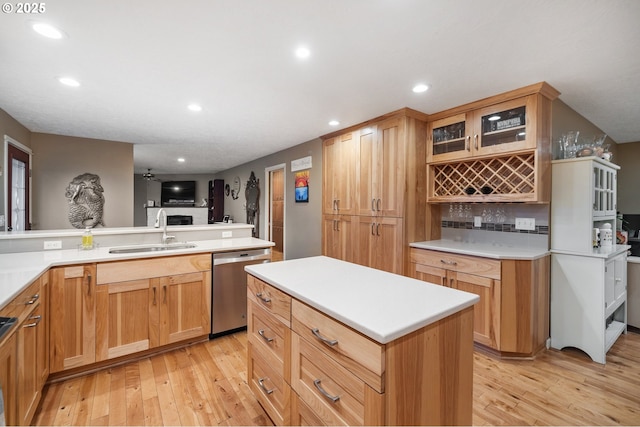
[426,82,559,203]
[322,214,355,264]
[50,264,96,373]
[246,275,292,426]
[0,333,17,426]
[322,109,429,275]
[356,117,405,217]
[248,274,474,426]
[96,254,211,362]
[323,131,357,215]
[410,248,550,357]
[355,216,403,274]
[17,303,46,425]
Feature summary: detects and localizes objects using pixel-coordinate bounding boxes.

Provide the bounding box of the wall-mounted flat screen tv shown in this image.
[161,181,196,206]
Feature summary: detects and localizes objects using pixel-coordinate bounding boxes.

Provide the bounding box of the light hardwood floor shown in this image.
[34,330,640,426]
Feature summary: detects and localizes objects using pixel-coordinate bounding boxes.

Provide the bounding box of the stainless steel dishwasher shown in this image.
[211,248,271,337]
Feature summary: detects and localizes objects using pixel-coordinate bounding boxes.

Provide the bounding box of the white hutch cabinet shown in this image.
[550,157,629,364]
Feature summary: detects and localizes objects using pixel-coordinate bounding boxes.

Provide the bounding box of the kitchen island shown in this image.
[245,256,479,426]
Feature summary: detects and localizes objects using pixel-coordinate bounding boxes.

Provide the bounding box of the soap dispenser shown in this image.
[82,227,93,250]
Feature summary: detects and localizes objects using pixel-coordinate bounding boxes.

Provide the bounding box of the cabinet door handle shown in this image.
[371,223,375,236]
[258,377,274,395]
[440,259,457,266]
[152,287,157,305]
[371,198,376,212]
[466,136,471,151]
[258,329,274,343]
[336,220,340,232]
[256,292,271,304]
[25,293,40,305]
[441,276,446,287]
[450,277,455,287]
[23,314,42,328]
[86,273,92,296]
[163,285,167,304]
[376,198,381,211]
[333,199,337,211]
[335,199,339,212]
[376,223,380,236]
[474,134,479,149]
[313,379,340,403]
[311,328,338,346]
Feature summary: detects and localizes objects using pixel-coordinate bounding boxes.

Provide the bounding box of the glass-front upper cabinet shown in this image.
[427,113,471,162]
[472,96,537,157]
[428,95,538,163]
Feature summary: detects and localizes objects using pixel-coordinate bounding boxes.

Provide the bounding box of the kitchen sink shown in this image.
[108,242,197,254]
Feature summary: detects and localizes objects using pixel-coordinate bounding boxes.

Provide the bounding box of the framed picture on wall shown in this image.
[295,170,309,203]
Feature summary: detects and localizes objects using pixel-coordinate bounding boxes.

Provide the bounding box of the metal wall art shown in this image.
[245,171,259,237]
[65,172,105,228]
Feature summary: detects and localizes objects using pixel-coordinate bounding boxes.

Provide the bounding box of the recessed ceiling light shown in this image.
[187,103,202,112]
[58,77,80,87]
[412,83,430,93]
[177,158,185,163]
[32,22,65,39]
[329,120,340,126]
[295,46,311,59]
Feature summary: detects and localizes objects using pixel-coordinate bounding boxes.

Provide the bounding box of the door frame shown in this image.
[3,135,32,231]
[264,163,286,259]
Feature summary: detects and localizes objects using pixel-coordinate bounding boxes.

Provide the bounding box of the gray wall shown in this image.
[616,141,640,214]
[214,138,323,260]
[30,133,134,229]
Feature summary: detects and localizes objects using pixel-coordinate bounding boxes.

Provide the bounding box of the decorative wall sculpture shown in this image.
[65,172,105,228]
[245,171,259,237]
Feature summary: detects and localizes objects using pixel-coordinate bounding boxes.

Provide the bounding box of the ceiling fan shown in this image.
[141,168,160,181]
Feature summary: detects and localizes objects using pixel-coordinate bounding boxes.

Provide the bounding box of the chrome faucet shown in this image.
[154,208,175,244]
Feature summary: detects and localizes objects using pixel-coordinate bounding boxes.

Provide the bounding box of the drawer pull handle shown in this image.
[311,328,338,346]
[258,329,274,343]
[258,377,274,395]
[152,287,157,305]
[25,293,40,305]
[440,259,457,266]
[23,315,42,328]
[313,379,340,403]
[256,292,271,304]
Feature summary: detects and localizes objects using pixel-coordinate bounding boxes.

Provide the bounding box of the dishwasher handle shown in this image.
[213,249,271,266]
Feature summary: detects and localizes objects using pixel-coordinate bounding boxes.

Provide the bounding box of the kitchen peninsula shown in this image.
[0,223,273,426]
[245,256,479,426]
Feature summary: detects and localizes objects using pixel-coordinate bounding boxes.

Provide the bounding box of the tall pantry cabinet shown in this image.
[550,157,628,364]
[322,109,430,275]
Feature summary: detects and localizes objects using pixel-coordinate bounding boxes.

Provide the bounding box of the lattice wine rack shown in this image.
[429,152,538,202]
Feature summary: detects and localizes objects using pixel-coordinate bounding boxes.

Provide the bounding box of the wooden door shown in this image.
[374,216,403,274]
[322,215,354,263]
[356,127,378,216]
[0,333,17,426]
[412,262,448,287]
[96,278,158,361]
[49,265,96,373]
[6,142,31,231]
[452,271,501,348]
[159,272,210,345]
[17,304,44,425]
[270,168,284,256]
[377,117,405,217]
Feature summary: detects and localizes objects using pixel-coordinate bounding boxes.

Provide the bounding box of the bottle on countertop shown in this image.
[600,223,613,247]
[82,227,93,250]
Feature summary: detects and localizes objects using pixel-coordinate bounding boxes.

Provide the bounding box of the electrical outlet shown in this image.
[474,216,482,227]
[222,231,232,238]
[515,217,536,231]
[44,240,63,250]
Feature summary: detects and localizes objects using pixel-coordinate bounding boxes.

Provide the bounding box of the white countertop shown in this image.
[0,237,274,311]
[410,239,549,260]
[245,256,479,344]
[551,244,631,259]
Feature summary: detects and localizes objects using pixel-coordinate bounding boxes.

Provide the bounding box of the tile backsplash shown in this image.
[440,203,550,235]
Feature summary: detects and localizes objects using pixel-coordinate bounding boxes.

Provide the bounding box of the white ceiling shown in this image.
[1,0,639,174]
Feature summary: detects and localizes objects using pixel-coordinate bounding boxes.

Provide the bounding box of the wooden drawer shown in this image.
[247,300,290,382]
[7,278,41,321]
[291,299,384,393]
[247,275,291,327]
[247,341,290,426]
[291,392,327,426]
[410,248,501,280]
[291,333,383,426]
